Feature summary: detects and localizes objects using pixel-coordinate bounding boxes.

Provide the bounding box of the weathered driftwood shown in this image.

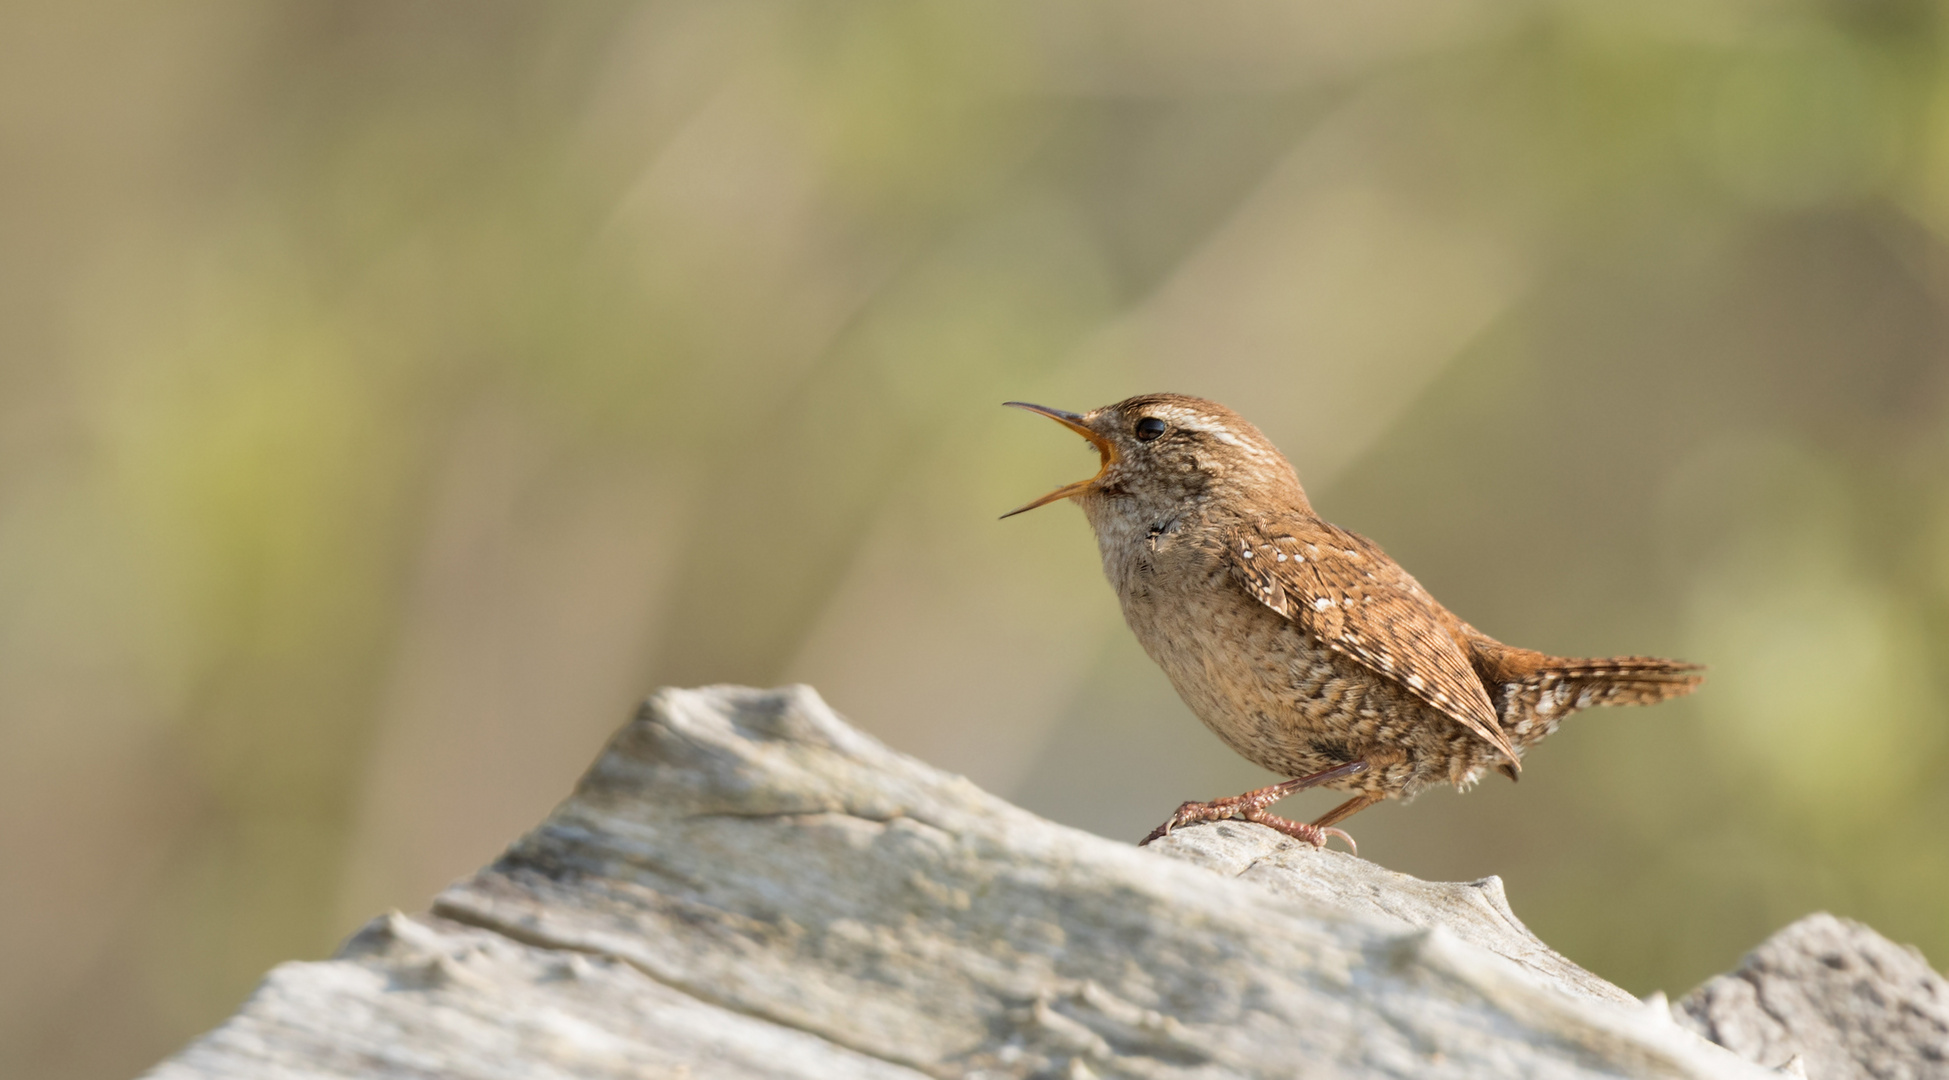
[1674,912,1949,1079]
[143,686,1938,1079]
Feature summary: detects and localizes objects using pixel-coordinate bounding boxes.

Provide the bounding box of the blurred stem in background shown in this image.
[3,2,1948,1077]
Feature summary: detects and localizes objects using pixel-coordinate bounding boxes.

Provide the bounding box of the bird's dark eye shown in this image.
[1134,417,1167,442]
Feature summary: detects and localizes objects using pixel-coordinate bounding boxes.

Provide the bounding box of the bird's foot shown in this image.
[1239,807,1357,855]
[1139,796,1251,846]
[1138,797,1356,853]
[1138,761,1368,852]
[1138,756,1364,849]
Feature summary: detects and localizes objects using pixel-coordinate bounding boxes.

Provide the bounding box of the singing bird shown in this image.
[1003,393,1701,851]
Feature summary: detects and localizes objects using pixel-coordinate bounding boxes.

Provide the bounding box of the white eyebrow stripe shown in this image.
[1159,413,1235,439]
[1148,406,1277,459]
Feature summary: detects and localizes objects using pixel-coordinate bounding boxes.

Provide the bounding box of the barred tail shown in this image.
[1533,655,1705,708]
[1462,633,1704,762]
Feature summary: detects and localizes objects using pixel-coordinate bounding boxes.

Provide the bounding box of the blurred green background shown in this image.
[5,0,1949,1075]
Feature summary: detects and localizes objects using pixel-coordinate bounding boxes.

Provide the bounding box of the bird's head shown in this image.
[1001,393,1305,523]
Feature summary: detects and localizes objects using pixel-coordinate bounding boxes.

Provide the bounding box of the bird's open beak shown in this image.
[1000,402,1118,518]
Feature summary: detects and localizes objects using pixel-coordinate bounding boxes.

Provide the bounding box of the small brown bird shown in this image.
[1003,393,1701,851]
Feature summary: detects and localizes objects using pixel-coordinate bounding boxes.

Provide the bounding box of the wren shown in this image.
[1003,393,1701,851]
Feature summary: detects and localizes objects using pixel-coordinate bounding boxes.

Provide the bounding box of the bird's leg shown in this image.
[1311,793,1381,830]
[1139,760,1368,850]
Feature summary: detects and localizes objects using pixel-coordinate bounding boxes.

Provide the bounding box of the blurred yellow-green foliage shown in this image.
[6,1,1949,1075]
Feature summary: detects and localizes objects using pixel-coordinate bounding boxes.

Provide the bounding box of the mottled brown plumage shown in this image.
[1003,393,1701,851]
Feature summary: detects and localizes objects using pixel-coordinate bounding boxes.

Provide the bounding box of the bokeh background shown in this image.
[6,0,1949,1075]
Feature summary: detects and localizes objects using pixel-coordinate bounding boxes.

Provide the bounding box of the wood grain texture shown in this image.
[1674,912,1949,1079]
[143,685,1828,1080]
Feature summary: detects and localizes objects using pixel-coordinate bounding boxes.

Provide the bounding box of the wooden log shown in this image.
[143,685,1927,1079]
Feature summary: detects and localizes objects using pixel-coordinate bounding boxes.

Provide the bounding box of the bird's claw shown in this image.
[1241,807,1357,855]
[1292,822,1357,857]
[1138,800,1214,846]
[1138,799,1358,857]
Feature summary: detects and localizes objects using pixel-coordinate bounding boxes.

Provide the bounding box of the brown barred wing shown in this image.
[1226,519,1520,766]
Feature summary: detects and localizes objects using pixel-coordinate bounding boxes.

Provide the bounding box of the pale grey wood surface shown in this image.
[144,685,1925,1079]
[1674,912,1949,1079]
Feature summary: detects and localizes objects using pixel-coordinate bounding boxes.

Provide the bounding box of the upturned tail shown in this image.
[1462,633,1703,761]
[1519,654,1705,709]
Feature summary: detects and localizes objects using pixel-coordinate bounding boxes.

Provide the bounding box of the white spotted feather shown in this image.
[1226,519,1521,765]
